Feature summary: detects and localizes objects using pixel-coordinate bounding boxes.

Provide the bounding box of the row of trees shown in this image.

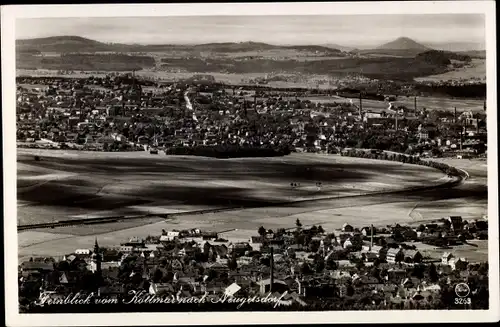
[341,149,461,177]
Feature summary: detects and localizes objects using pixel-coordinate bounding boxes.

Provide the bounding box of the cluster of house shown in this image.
[19,215,488,311]
[16,74,486,157]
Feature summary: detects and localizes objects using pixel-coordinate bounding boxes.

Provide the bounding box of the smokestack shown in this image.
[414,96,417,115]
[454,107,457,137]
[477,118,479,134]
[270,247,274,293]
[370,224,374,250]
[254,94,257,110]
[395,113,398,131]
[460,120,464,151]
[484,99,486,112]
[359,92,363,116]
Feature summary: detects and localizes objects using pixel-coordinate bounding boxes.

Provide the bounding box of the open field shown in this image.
[415,59,486,82]
[413,240,489,263]
[317,95,485,112]
[244,94,485,112]
[242,93,485,112]
[16,69,336,89]
[18,180,487,262]
[17,149,446,226]
[16,149,488,261]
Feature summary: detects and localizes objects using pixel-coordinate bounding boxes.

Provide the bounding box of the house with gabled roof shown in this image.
[386,248,404,264]
[450,257,468,271]
[441,252,454,265]
[404,250,423,263]
[342,223,354,233]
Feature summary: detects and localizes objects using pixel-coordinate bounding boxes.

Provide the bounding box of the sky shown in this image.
[16,15,485,47]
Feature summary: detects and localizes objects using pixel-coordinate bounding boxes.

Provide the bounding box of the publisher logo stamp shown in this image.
[455,283,470,298]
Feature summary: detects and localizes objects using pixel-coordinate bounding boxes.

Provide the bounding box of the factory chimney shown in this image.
[414,96,417,115]
[454,107,457,136]
[270,247,274,293]
[370,224,374,250]
[460,120,464,151]
[359,92,363,117]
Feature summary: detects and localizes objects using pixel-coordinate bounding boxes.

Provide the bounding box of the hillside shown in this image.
[16,35,482,81]
[17,52,156,71]
[158,56,456,81]
[356,48,426,57]
[416,50,472,65]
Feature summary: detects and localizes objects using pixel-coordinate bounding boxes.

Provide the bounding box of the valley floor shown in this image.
[15,150,488,262]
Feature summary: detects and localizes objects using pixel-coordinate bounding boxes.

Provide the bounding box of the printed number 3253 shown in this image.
[455,298,471,305]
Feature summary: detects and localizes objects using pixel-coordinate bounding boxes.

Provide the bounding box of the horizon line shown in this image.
[16,34,486,49]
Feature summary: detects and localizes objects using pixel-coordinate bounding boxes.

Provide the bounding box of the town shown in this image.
[16,73,487,159]
[16,72,489,313]
[19,215,489,312]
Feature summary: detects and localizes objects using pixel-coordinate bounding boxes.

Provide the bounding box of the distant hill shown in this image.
[17,35,477,81]
[16,36,114,52]
[322,43,355,52]
[282,45,343,54]
[348,37,432,57]
[377,37,430,51]
[190,41,277,52]
[16,36,344,55]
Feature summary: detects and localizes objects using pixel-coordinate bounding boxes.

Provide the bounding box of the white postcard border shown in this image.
[2,1,498,326]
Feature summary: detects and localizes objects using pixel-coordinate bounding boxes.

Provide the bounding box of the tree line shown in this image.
[340,149,461,177]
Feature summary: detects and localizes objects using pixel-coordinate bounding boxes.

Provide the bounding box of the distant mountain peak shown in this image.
[377,37,430,50]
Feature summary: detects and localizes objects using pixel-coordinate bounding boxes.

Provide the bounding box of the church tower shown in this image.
[92,238,102,276]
